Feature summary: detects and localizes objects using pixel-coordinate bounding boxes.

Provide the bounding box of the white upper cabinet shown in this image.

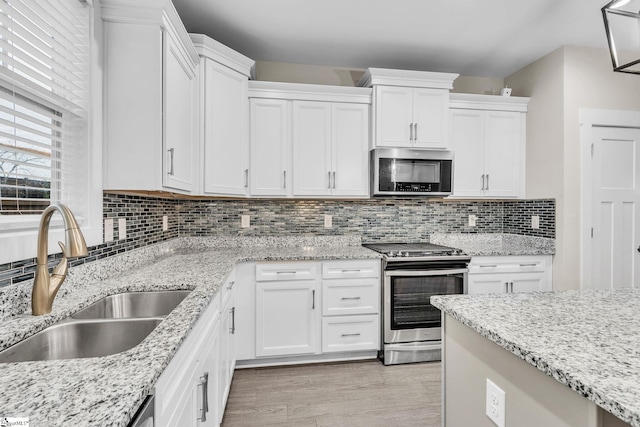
[449,94,529,198]
[250,98,291,196]
[249,82,371,198]
[292,101,370,197]
[101,0,200,194]
[192,35,255,197]
[358,68,458,150]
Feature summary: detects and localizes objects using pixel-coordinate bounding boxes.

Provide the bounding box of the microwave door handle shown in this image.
[385,269,469,277]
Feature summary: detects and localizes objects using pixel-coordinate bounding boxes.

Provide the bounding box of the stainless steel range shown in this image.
[364,243,471,365]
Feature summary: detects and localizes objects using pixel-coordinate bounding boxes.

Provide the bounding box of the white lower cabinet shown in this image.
[156,293,220,427]
[156,272,237,427]
[467,255,552,295]
[250,259,381,362]
[255,279,321,357]
[322,315,379,353]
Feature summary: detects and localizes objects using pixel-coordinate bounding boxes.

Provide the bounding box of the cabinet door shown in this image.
[250,99,290,196]
[510,272,546,293]
[467,273,508,295]
[412,88,449,149]
[219,297,235,420]
[163,31,197,193]
[292,101,332,196]
[199,324,220,427]
[332,103,370,197]
[256,280,320,357]
[203,59,249,196]
[374,86,413,147]
[483,111,522,198]
[450,109,485,197]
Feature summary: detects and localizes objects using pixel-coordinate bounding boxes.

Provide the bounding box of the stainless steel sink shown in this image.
[71,290,191,319]
[0,318,163,363]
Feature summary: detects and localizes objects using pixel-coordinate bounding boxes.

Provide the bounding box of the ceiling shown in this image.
[172,0,610,78]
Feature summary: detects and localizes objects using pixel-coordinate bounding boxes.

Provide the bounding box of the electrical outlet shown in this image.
[104,219,114,242]
[468,214,477,227]
[486,379,505,427]
[531,215,540,229]
[118,218,127,240]
[162,215,168,231]
[324,214,332,229]
[241,215,250,228]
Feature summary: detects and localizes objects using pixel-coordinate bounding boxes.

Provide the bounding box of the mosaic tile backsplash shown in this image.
[0,193,555,287]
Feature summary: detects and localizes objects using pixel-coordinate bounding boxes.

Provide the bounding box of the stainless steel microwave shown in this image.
[371,148,453,196]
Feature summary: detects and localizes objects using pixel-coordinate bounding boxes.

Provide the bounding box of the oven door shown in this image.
[384,268,467,344]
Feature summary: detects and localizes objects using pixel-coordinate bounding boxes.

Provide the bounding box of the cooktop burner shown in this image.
[363,242,469,260]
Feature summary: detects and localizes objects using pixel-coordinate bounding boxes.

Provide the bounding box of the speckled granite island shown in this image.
[0,236,380,426]
[432,290,638,427]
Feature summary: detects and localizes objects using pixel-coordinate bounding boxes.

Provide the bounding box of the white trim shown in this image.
[248,81,372,104]
[449,93,530,112]
[190,34,254,79]
[579,108,640,289]
[357,67,459,89]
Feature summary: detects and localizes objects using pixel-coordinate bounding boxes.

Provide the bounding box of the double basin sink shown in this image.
[0,290,191,363]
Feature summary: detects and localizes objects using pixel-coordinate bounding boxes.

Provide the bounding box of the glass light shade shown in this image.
[602,0,640,73]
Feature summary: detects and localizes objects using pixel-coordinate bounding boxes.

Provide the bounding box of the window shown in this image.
[0,0,90,216]
[0,0,101,265]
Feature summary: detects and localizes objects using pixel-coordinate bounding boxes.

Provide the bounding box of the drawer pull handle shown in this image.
[197,372,209,421]
[312,289,316,310]
[341,297,361,300]
[341,269,362,273]
[479,265,498,268]
[341,333,361,337]
[276,270,299,274]
[519,263,538,267]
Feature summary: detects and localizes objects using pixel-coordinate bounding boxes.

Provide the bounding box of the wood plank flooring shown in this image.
[221,360,442,427]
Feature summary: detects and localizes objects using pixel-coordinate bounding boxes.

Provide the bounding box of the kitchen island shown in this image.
[432,290,639,427]
[0,236,380,426]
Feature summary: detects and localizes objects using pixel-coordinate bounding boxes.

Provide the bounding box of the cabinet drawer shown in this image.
[322,278,379,316]
[322,315,380,353]
[256,262,317,282]
[469,256,547,274]
[322,260,380,279]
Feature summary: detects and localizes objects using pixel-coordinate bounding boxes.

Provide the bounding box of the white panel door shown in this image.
[510,272,546,293]
[450,109,485,197]
[590,127,640,289]
[332,103,369,196]
[163,31,197,192]
[256,281,320,357]
[292,101,332,196]
[467,273,507,295]
[250,99,290,196]
[375,86,413,147]
[203,59,249,196]
[412,88,448,149]
[483,111,521,198]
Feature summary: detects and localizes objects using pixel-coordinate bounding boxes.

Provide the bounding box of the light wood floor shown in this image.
[221,359,442,427]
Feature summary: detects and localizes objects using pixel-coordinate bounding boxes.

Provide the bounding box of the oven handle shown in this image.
[385,342,441,352]
[384,268,468,277]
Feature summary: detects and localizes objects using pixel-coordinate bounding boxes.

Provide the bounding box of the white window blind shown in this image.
[0,0,89,215]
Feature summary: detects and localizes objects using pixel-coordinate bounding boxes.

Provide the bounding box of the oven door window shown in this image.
[390,273,463,330]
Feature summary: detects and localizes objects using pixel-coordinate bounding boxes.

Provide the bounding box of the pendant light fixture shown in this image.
[602,0,640,74]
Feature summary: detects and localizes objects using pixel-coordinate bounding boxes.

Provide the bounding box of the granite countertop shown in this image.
[0,236,380,426]
[431,290,640,427]
[429,233,555,256]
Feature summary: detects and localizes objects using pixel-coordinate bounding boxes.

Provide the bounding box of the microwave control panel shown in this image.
[394,183,436,192]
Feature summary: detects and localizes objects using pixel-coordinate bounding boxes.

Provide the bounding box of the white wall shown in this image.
[506,46,640,290]
[255,60,504,94]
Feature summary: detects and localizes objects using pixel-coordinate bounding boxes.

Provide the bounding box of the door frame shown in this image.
[580,108,640,289]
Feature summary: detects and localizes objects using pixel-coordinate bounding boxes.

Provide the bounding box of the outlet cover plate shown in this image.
[324,214,332,228]
[241,215,250,228]
[468,214,477,227]
[531,215,540,229]
[486,378,505,427]
[162,215,168,231]
[118,218,127,240]
[104,219,114,242]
